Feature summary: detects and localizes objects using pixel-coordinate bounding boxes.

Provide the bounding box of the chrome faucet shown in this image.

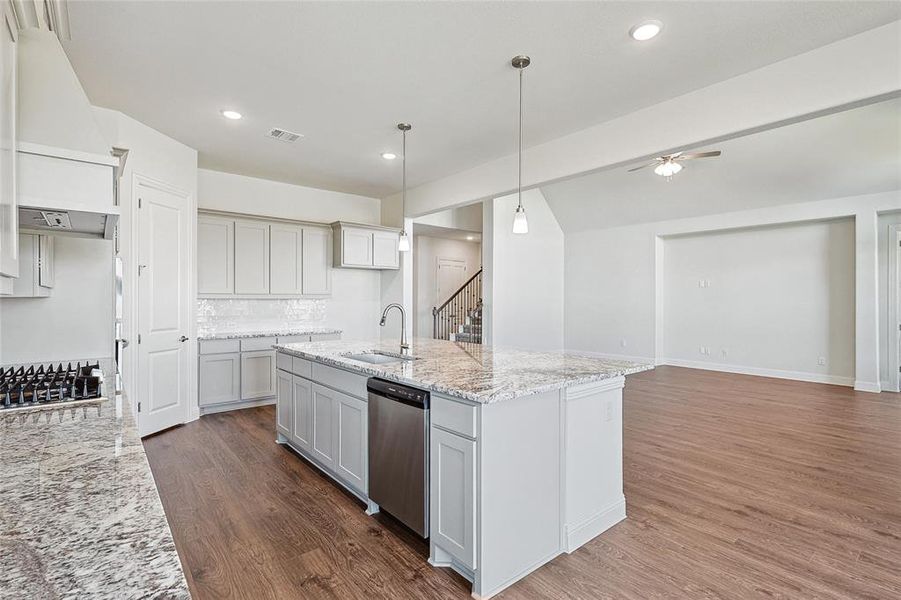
[380,303,410,355]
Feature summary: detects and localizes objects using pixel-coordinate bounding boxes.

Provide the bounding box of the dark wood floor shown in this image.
[144,367,901,599]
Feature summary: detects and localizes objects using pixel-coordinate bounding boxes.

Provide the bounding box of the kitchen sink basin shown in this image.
[343,351,416,365]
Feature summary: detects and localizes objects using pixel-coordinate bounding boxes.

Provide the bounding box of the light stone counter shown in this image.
[197,326,342,341]
[0,398,190,600]
[273,337,652,403]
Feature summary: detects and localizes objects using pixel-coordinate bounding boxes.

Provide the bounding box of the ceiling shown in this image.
[414,224,482,244]
[541,98,901,233]
[61,2,901,198]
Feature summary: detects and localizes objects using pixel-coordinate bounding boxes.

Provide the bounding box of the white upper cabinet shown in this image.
[0,8,17,280]
[372,230,399,269]
[9,233,52,298]
[269,223,303,295]
[234,219,270,295]
[331,222,399,270]
[197,215,234,294]
[302,226,331,295]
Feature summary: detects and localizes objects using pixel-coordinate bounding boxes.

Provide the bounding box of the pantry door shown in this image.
[136,177,192,436]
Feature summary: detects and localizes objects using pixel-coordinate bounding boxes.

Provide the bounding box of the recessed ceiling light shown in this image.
[466,235,475,241]
[630,20,662,41]
[381,152,397,160]
[221,109,243,120]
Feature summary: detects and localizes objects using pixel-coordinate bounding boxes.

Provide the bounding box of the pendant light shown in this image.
[511,55,530,234]
[397,123,412,252]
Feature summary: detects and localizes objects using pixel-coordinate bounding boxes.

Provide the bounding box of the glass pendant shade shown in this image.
[398,230,411,252]
[654,160,683,177]
[512,205,529,234]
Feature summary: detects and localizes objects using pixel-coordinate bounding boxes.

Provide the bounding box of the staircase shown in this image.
[433,269,482,344]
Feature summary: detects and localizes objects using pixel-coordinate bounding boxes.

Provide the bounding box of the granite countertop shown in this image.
[0,398,190,599]
[274,338,653,404]
[197,326,342,341]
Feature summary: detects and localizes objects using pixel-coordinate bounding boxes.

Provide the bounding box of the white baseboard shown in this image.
[565,497,626,553]
[657,358,855,387]
[854,381,882,393]
[880,379,896,393]
[199,397,276,415]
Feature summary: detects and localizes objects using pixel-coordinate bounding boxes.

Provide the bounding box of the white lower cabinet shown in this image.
[199,353,241,407]
[430,427,477,569]
[334,391,367,492]
[311,384,338,471]
[291,376,313,452]
[241,350,277,399]
[276,369,293,438]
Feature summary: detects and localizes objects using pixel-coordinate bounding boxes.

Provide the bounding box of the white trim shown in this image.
[654,235,665,365]
[17,141,119,167]
[564,497,626,553]
[854,380,882,393]
[660,358,854,387]
[886,224,901,393]
[199,397,275,416]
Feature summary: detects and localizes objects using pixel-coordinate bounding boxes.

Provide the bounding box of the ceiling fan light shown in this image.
[654,160,683,177]
[512,205,529,234]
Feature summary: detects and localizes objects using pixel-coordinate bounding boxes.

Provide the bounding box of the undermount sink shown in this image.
[343,351,416,365]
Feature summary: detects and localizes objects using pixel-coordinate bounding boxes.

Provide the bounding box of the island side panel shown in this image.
[475,389,563,598]
[563,377,626,552]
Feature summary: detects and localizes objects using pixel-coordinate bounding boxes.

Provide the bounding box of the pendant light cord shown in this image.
[518,67,523,210]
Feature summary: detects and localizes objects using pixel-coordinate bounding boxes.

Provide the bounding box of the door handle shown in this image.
[178,336,189,342]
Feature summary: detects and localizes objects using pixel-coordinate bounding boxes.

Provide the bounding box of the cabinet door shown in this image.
[334,390,367,493]
[197,216,234,294]
[9,234,39,297]
[372,230,399,269]
[291,376,313,452]
[430,427,477,569]
[341,228,372,267]
[234,220,270,294]
[0,9,17,279]
[240,350,276,399]
[302,227,331,295]
[199,353,241,406]
[269,223,303,295]
[276,369,293,437]
[38,235,53,288]
[311,384,337,471]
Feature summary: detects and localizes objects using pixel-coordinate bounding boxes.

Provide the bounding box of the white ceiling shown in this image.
[414,224,482,244]
[61,2,901,198]
[541,98,901,233]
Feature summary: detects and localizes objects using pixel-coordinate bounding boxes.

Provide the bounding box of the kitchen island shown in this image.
[0,398,190,599]
[274,338,651,599]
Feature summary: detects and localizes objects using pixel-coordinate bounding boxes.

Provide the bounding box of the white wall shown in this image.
[564,191,900,391]
[415,203,483,232]
[198,168,384,342]
[412,235,481,338]
[198,168,379,223]
[0,235,114,367]
[486,189,564,351]
[663,220,854,384]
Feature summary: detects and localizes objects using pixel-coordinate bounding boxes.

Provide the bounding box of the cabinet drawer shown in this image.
[241,336,278,352]
[312,363,367,400]
[276,352,294,372]
[292,357,313,379]
[199,339,241,355]
[431,395,478,439]
[278,335,311,344]
[309,332,341,342]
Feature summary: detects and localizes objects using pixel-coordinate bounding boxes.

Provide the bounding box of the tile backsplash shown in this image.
[197,299,327,337]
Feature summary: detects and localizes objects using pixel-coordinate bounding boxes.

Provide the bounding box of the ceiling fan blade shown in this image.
[676,150,722,161]
[627,161,658,172]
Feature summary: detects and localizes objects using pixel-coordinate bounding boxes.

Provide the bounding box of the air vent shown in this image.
[266,128,304,143]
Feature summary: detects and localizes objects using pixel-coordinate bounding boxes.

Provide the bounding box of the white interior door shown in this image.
[137,180,191,436]
[436,258,467,306]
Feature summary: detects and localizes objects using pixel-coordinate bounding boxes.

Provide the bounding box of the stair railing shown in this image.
[433,268,482,342]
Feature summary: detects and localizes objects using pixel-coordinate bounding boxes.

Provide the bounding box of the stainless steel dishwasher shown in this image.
[367,378,430,537]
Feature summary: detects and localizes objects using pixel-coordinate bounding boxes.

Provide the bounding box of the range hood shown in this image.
[15,29,119,239]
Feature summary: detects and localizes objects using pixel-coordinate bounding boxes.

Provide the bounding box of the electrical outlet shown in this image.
[699,345,706,355]
[817,357,826,366]
[620,339,627,348]
[721,348,728,358]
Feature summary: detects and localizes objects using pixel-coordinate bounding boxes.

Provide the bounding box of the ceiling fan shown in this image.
[628,150,722,177]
